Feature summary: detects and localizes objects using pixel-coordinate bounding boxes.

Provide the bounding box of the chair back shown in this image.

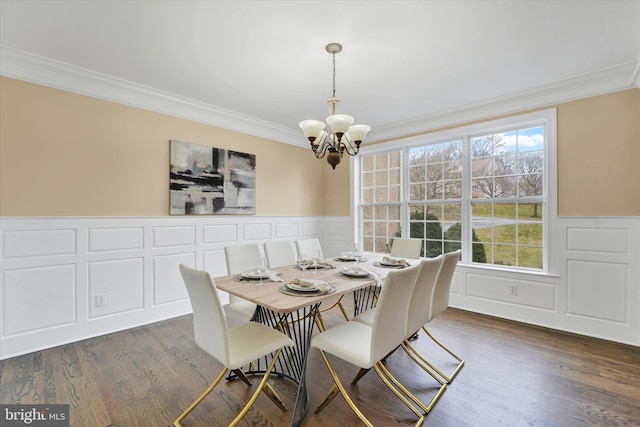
[264,240,296,268]
[370,263,420,362]
[430,250,461,321]
[406,255,443,337]
[390,238,422,259]
[295,238,324,259]
[179,264,230,365]
[224,243,262,275]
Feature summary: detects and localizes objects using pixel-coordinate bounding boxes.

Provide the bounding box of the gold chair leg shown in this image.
[421,326,465,383]
[314,384,340,414]
[229,348,285,427]
[336,299,350,321]
[232,369,252,386]
[373,363,425,427]
[319,295,350,321]
[316,350,374,427]
[377,359,446,415]
[401,341,449,383]
[174,367,228,426]
[263,382,287,412]
[350,367,371,385]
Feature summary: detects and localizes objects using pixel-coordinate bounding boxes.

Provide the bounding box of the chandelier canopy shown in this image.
[299,43,371,169]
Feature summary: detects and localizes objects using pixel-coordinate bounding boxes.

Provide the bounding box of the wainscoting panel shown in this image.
[153,225,196,248]
[88,227,144,253]
[242,222,271,241]
[274,222,299,239]
[2,229,76,258]
[0,215,352,359]
[466,273,556,310]
[1,264,76,336]
[567,260,628,322]
[152,252,194,305]
[88,258,144,318]
[203,223,238,244]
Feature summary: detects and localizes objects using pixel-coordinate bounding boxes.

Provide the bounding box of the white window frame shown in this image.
[352,108,557,275]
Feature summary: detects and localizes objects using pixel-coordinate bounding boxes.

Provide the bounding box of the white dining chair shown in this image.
[415,249,464,383]
[224,243,262,318]
[349,255,448,416]
[390,238,423,259]
[175,265,293,427]
[295,238,349,326]
[264,240,296,268]
[310,263,427,426]
[295,238,323,259]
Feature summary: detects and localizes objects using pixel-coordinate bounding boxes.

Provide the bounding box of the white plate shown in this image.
[337,256,357,262]
[341,268,370,277]
[286,282,320,292]
[380,261,406,267]
[241,271,269,279]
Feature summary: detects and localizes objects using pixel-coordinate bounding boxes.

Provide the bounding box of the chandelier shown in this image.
[299,43,371,169]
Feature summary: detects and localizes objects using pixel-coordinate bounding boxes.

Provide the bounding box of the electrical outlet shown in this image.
[95,294,107,307]
[509,285,518,296]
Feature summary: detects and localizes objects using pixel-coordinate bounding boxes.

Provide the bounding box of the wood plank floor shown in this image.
[2,299,639,426]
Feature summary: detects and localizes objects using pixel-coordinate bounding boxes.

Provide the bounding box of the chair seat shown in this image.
[227,322,294,370]
[311,321,374,369]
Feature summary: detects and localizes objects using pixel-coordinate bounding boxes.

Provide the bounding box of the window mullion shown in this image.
[461,135,471,264]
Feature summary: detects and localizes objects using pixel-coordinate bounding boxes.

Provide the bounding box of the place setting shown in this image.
[234,257,284,285]
[372,256,412,269]
[279,278,336,297]
[336,264,375,280]
[334,244,367,263]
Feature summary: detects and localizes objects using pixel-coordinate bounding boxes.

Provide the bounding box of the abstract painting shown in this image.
[170,140,256,215]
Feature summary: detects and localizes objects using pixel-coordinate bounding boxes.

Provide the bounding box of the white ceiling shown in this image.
[1,1,639,145]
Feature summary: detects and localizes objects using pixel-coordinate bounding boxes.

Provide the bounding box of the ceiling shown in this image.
[1,1,639,146]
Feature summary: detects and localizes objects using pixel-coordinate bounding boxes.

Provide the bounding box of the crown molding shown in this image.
[2,45,637,147]
[0,45,304,147]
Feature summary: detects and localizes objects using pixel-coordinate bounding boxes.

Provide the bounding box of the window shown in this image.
[361,151,401,253]
[355,109,555,273]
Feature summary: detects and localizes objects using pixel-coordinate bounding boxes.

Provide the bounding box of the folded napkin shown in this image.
[288,278,333,293]
[266,270,283,282]
[382,256,409,266]
[316,261,335,269]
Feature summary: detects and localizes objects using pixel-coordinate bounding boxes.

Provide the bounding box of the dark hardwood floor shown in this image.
[2,297,639,426]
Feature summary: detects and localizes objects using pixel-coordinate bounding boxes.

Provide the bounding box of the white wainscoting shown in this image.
[1,215,638,359]
[450,216,640,347]
[0,215,354,359]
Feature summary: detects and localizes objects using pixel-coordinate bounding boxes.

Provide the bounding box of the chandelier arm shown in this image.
[313,140,332,159]
[339,135,361,156]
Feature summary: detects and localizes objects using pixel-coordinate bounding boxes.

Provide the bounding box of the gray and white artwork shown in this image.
[170,140,256,215]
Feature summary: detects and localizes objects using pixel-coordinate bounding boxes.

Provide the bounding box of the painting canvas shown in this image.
[170,140,256,215]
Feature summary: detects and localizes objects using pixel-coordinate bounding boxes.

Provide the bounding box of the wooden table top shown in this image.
[214,255,408,313]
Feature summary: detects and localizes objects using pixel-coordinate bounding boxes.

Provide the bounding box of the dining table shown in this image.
[214,252,416,426]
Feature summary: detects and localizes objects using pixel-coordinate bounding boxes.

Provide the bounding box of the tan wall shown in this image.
[557,89,640,216]
[1,77,638,218]
[0,77,350,216]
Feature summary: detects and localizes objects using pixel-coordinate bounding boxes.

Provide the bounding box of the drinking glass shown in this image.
[297,254,310,278]
[354,243,364,266]
[256,256,267,286]
[311,250,322,274]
